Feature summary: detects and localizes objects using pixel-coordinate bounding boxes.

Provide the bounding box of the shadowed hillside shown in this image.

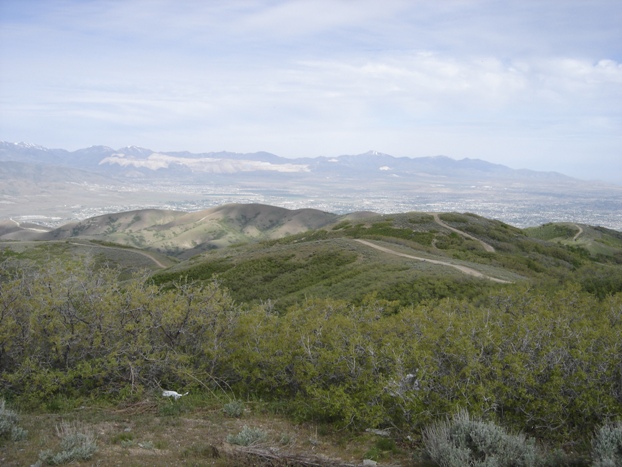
[5,204,344,258]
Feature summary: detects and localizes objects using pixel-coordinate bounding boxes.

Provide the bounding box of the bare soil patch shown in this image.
[0,398,417,466]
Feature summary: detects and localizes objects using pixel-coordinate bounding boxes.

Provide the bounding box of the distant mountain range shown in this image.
[1,141,621,231]
[0,141,572,181]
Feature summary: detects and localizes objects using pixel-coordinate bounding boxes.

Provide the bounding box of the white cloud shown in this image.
[234,0,410,37]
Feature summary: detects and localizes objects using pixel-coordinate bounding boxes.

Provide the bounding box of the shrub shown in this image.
[591,421,622,467]
[375,437,397,452]
[279,432,293,445]
[226,425,267,446]
[223,399,245,418]
[37,421,97,465]
[0,399,27,442]
[111,431,134,444]
[422,409,540,467]
[365,438,398,461]
[158,401,186,417]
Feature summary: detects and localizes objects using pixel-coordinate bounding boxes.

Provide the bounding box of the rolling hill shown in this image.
[24,204,346,258]
[3,203,621,311]
[525,222,622,260]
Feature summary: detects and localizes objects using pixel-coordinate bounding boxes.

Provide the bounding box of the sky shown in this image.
[0,0,621,183]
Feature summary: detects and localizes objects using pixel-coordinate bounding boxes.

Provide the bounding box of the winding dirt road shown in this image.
[9,218,50,233]
[432,213,496,253]
[70,242,167,268]
[354,239,512,284]
[572,224,583,242]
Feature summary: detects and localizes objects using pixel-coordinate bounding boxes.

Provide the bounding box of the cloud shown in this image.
[234,0,410,38]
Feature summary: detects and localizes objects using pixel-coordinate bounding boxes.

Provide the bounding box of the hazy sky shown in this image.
[1,0,621,182]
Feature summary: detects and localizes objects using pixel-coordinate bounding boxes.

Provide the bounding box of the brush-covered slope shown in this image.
[28,203,342,257]
[0,238,176,278]
[43,209,185,238]
[152,210,622,311]
[4,204,622,310]
[525,222,622,261]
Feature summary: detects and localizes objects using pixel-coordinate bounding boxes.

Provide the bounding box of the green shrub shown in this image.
[365,437,398,461]
[375,437,397,452]
[591,421,622,467]
[0,399,27,442]
[279,432,293,445]
[37,421,97,465]
[158,401,186,417]
[364,446,382,461]
[422,409,540,467]
[223,399,245,418]
[111,431,134,444]
[226,425,267,446]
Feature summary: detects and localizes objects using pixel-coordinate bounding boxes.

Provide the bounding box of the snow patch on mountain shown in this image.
[100,153,309,174]
[13,142,49,151]
[364,150,389,157]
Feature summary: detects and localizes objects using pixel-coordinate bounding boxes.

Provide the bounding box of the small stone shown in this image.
[363,459,378,466]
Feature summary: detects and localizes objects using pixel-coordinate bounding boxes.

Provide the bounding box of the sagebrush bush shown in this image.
[223,399,244,418]
[0,399,27,442]
[422,409,540,467]
[37,421,97,465]
[591,421,622,467]
[226,425,267,446]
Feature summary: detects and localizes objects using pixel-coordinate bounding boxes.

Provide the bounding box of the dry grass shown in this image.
[0,397,416,466]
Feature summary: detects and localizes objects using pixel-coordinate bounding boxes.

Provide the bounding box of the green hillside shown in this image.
[0,238,176,276]
[33,203,343,258]
[526,222,622,261]
[5,208,622,309]
[151,211,619,310]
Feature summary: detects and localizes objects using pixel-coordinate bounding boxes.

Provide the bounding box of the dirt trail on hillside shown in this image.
[572,224,584,241]
[71,242,167,268]
[129,250,167,268]
[9,218,50,233]
[432,213,496,253]
[354,239,512,283]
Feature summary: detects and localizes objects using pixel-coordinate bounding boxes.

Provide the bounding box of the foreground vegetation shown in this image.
[2,209,622,464]
[1,253,622,464]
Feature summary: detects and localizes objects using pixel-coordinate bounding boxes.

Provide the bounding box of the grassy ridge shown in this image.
[152,236,513,311]
[5,210,622,308]
[152,212,622,309]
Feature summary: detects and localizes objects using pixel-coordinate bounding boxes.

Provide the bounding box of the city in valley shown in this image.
[1,142,621,231]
